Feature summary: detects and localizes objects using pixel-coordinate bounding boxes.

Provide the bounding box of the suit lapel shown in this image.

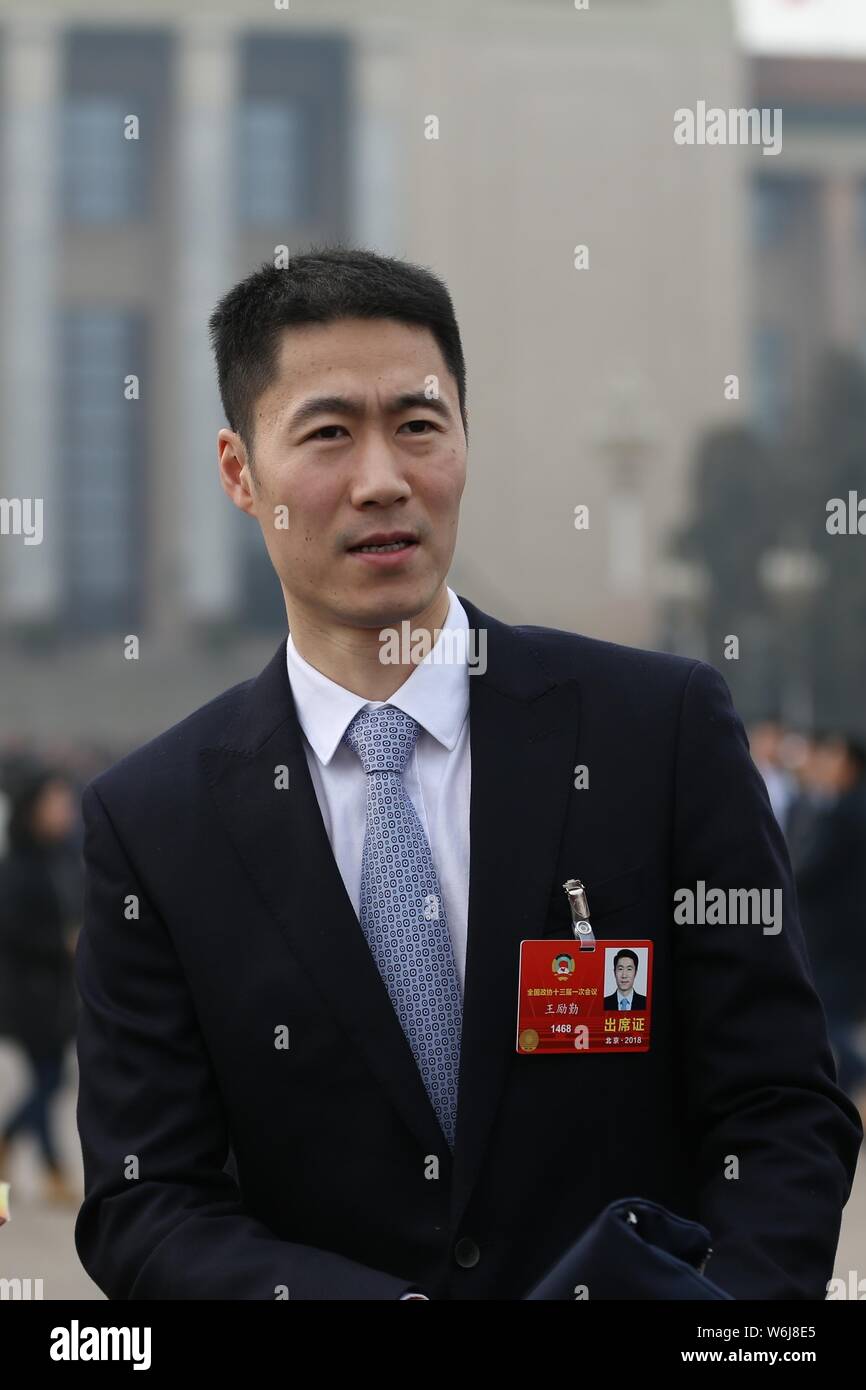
[200,644,446,1159]
[199,594,582,1221]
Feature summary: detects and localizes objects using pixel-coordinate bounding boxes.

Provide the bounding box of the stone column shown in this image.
[172,19,239,623]
[0,19,62,621]
[350,22,406,253]
[822,174,857,349]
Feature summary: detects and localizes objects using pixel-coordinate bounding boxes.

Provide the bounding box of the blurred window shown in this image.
[753,325,788,436]
[62,95,142,224]
[238,99,313,226]
[62,28,168,227]
[60,309,145,632]
[237,32,348,236]
[857,178,866,246]
[237,509,287,630]
[753,175,809,249]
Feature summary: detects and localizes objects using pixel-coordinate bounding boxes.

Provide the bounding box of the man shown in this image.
[74,248,862,1301]
[796,735,866,1108]
[603,949,647,1012]
[747,718,797,833]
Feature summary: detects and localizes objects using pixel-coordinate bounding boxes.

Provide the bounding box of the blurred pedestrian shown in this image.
[784,732,833,875]
[749,718,797,832]
[796,735,866,1118]
[0,767,79,1203]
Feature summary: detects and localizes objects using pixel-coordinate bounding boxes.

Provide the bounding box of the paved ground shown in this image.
[0,1043,101,1299]
[1,1041,864,1300]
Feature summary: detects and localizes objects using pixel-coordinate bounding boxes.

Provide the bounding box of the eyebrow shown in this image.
[286,391,454,435]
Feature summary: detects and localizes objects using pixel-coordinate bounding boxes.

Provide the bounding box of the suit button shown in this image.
[454,1236,480,1268]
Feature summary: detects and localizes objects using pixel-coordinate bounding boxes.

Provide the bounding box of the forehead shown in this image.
[266,316,451,404]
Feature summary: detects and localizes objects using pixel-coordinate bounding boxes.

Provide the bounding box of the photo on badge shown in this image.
[603,946,649,1012]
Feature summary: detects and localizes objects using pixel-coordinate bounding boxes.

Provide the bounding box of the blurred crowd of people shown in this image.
[750,720,866,1117]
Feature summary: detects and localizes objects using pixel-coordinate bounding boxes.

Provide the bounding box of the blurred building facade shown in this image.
[751,54,866,437]
[1,0,758,746]
[659,47,866,729]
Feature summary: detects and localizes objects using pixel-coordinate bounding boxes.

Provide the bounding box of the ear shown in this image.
[218,428,256,516]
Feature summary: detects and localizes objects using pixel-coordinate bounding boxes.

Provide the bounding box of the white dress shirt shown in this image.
[285,586,471,993]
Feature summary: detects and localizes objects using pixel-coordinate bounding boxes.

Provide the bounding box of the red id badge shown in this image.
[516,938,653,1054]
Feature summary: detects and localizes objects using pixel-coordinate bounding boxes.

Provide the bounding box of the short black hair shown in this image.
[847,740,866,777]
[613,949,639,970]
[815,731,866,777]
[6,764,68,853]
[208,246,468,468]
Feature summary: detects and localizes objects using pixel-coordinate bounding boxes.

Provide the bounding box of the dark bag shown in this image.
[523,1196,735,1300]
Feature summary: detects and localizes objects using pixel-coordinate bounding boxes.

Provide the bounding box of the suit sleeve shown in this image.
[795,801,853,897]
[74,782,421,1300]
[670,661,863,1299]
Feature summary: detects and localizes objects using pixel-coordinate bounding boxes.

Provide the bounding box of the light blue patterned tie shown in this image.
[343,705,463,1150]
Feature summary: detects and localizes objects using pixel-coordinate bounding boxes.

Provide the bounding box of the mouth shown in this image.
[347,532,419,555]
[347,542,419,569]
[346,530,421,571]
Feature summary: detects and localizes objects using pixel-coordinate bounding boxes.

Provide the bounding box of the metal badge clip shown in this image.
[562,878,597,951]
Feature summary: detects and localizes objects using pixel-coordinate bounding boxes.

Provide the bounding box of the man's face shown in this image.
[615,957,636,993]
[814,740,848,795]
[222,316,467,632]
[32,780,75,841]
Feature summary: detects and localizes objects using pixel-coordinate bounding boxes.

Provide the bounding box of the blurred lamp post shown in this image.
[654,558,709,660]
[590,376,656,596]
[758,545,826,730]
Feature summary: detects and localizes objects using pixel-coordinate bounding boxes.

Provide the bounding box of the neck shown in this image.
[287,585,452,700]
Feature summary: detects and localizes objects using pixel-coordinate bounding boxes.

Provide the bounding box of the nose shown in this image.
[349,434,412,508]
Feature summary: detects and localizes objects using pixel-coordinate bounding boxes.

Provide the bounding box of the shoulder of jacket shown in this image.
[512,620,704,689]
[83,675,255,808]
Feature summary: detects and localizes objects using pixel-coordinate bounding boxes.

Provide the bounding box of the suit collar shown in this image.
[202,593,581,1226]
[213,592,556,759]
[284,586,471,765]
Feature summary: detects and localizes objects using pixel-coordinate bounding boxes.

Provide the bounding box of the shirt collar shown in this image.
[286,587,470,766]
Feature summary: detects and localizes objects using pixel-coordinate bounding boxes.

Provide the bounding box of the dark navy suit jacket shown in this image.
[74,595,863,1299]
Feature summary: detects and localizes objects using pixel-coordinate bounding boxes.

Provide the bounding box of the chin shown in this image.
[348,582,441,630]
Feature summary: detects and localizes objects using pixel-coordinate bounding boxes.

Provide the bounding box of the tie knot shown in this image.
[342,704,420,774]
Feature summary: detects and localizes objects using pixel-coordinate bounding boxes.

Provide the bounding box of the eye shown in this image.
[307,424,349,441]
[399,419,438,434]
